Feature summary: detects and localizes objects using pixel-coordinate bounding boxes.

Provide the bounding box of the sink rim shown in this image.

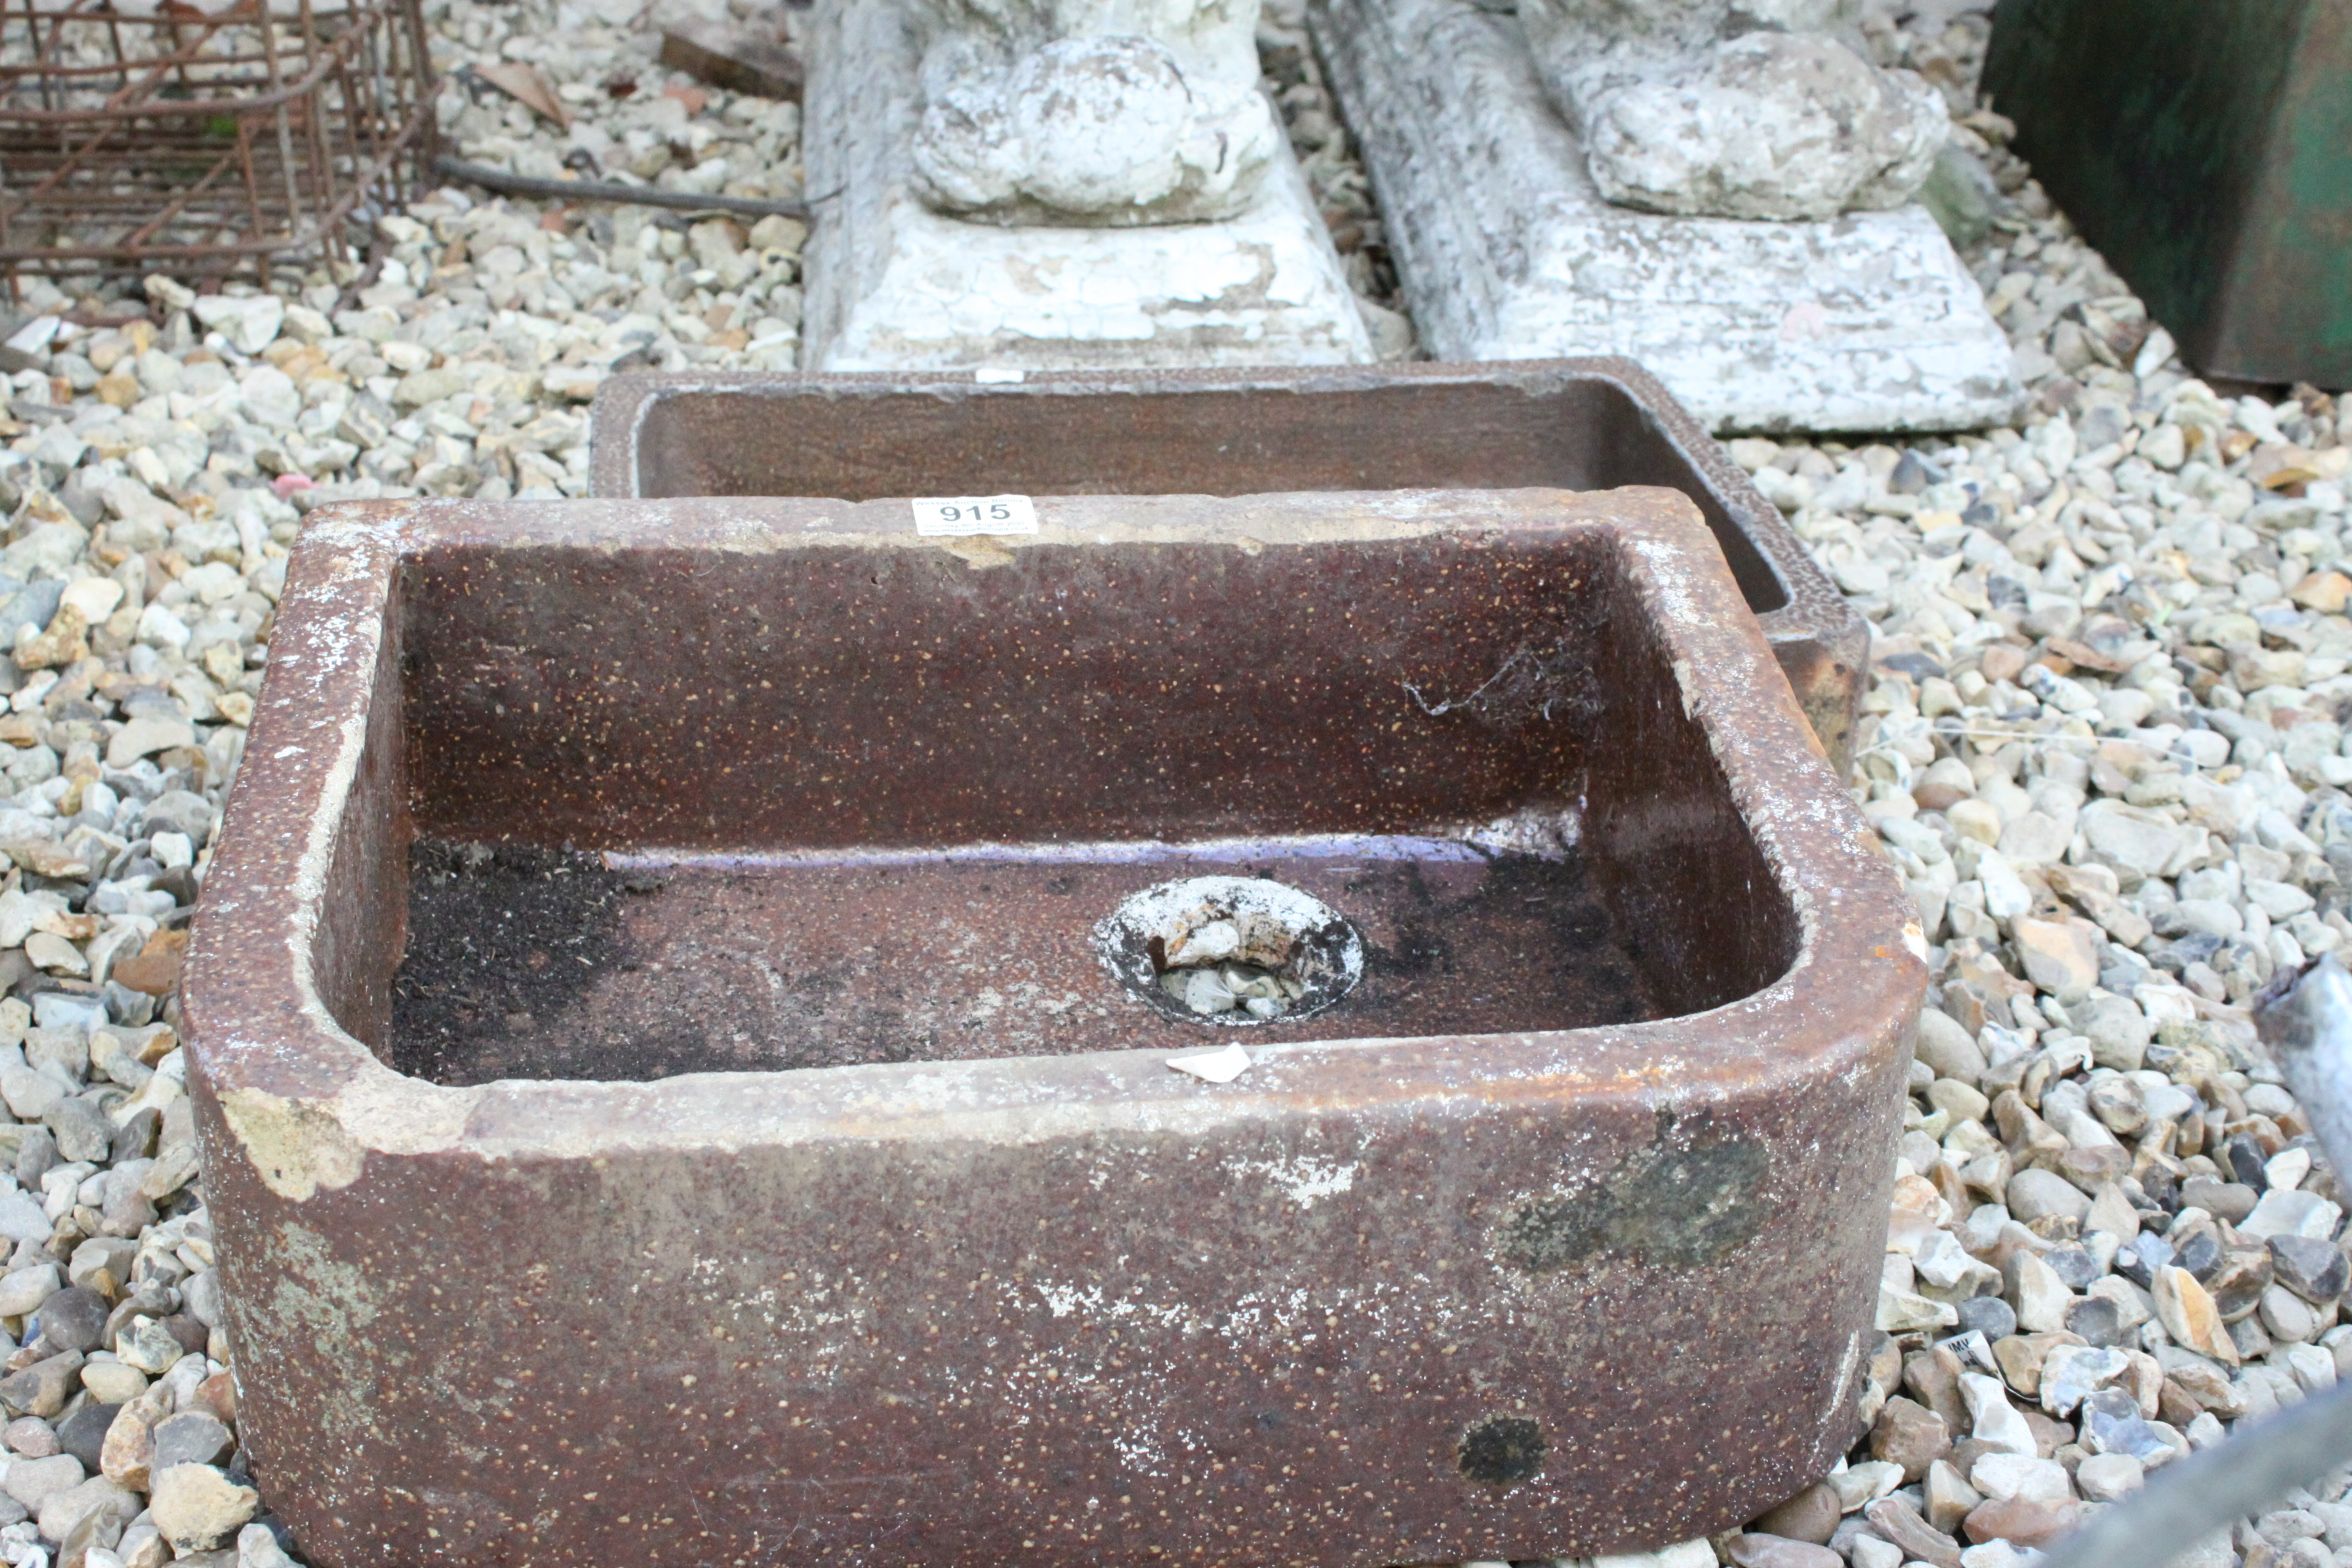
[184,487,1921,1173]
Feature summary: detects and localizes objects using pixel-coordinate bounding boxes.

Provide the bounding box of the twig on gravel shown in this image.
[431,155,814,220]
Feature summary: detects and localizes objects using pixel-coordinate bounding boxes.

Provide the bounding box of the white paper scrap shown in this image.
[1166,1043,1252,1084]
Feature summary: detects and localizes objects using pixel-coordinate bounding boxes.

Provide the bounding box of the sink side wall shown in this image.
[397,532,1617,853]
[298,564,412,1065]
[1580,539,1802,1018]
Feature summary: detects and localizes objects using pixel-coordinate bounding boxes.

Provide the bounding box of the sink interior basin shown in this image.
[337,495,1799,1087]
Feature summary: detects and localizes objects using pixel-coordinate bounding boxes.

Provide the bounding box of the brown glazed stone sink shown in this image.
[184,488,1923,1567]
[587,359,1871,768]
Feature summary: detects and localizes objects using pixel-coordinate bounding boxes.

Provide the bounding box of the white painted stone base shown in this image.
[1310,0,2021,432]
[802,1,1373,373]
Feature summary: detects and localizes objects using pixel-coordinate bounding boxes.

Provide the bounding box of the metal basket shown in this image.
[0,0,434,282]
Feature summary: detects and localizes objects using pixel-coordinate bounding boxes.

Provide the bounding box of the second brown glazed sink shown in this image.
[588,359,1870,766]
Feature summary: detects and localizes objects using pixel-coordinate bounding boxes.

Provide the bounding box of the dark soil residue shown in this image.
[390,841,669,1085]
[1351,851,1655,1027]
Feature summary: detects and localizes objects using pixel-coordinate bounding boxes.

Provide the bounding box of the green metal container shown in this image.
[1984,0,2352,388]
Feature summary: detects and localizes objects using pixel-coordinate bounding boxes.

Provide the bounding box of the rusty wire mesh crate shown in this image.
[0,0,433,282]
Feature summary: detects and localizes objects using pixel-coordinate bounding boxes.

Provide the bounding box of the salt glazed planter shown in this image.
[184,488,1924,1567]
[587,359,1871,768]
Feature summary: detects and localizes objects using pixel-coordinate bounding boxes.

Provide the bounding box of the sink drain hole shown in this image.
[1095,876,1363,1026]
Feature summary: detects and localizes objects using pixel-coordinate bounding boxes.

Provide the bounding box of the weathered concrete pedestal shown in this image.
[1310,0,2022,432]
[802,0,1372,371]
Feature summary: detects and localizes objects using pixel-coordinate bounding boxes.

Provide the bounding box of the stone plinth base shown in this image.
[1310,0,2020,432]
[802,1,1373,372]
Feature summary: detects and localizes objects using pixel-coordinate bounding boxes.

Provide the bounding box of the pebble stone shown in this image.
[145,1465,256,1553]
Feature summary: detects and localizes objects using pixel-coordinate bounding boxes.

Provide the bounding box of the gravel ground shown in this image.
[0,2,2349,1565]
